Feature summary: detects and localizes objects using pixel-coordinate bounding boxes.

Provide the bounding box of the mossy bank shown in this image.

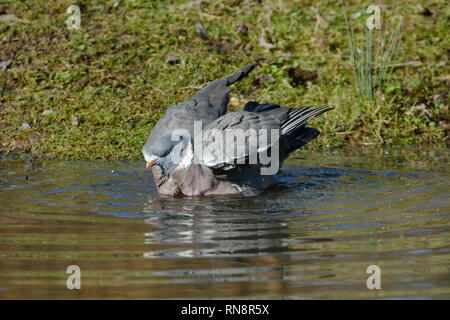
[0,0,448,160]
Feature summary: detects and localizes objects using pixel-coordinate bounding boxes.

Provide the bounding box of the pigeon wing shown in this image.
[196,111,283,169]
[142,64,257,156]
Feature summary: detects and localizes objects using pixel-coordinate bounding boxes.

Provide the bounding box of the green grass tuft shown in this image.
[343,2,404,101]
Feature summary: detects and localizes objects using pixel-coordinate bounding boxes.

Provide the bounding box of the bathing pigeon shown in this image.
[142,64,332,196]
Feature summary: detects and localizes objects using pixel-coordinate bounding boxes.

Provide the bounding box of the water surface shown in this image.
[0,147,449,299]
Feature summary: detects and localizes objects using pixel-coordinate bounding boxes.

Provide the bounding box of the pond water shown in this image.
[0,147,449,299]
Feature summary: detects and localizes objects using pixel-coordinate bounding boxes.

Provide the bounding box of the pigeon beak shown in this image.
[146,159,157,168]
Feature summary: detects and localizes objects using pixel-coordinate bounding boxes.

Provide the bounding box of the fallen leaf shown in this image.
[417,5,436,17]
[287,68,318,87]
[42,109,54,116]
[196,22,208,40]
[0,14,18,23]
[258,27,275,50]
[0,60,12,72]
[71,115,79,127]
[21,122,31,130]
[165,53,180,64]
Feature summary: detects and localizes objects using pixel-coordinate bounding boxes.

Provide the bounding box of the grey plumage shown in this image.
[142,64,332,196]
[198,105,332,170]
[142,63,257,158]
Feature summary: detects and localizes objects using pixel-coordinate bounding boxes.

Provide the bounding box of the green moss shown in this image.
[0,0,448,160]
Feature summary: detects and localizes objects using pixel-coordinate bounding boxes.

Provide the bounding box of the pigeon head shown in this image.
[144,132,194,191]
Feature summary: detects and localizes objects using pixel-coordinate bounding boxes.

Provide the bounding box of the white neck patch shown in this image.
[177,142,194,169]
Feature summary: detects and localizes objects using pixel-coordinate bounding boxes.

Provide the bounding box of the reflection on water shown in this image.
[0,147,449,299]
